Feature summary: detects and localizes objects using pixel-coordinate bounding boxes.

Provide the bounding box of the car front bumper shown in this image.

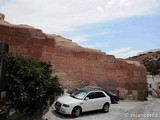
[55,103,72,115]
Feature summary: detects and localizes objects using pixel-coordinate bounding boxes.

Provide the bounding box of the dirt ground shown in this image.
[42,96,160,120]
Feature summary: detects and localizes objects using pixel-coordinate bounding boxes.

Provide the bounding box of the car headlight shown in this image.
[63,104,70,107]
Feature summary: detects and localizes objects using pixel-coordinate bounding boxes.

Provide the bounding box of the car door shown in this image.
[82,92,98,112]
[82,91,106,112]
[94,92,107,109]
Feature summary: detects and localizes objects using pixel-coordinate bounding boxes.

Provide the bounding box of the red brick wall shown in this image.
[0,21,147,100]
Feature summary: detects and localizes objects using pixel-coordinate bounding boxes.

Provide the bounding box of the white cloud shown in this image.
[107,48,143,58]
[97,7,103,12]
[70,36,88,43]
[0,0,159,33]
[81,42,109,50]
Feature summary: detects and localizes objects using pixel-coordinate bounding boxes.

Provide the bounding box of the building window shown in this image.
[149,84,152,88]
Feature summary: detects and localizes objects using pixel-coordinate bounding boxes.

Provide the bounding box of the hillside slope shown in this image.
[129,49,160,75]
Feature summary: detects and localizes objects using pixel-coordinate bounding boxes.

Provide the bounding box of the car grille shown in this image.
[55,102,61,111]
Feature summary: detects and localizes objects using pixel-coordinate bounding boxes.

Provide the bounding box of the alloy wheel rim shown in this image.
[75,108,80,116]
[104,104,109,111]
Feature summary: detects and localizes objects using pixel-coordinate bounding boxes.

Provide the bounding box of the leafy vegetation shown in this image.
[142,58,160,75]
[4,54,63,112]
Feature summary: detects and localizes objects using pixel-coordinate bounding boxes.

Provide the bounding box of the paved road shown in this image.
[43,97,160,120]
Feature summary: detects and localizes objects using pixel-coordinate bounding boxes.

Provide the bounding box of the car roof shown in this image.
[81,86,105,92]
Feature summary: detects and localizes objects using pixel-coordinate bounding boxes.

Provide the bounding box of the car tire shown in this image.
[102,103,109,113]
[72,106,81,117]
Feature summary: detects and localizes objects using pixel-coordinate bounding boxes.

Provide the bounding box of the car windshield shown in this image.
[71,90,88,100]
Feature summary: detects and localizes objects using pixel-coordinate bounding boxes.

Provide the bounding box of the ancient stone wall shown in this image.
[0,14,147,100]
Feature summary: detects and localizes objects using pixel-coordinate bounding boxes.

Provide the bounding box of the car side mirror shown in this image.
[85,97,89,100]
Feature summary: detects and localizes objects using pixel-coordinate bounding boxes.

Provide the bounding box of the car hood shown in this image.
[57,95,82,105]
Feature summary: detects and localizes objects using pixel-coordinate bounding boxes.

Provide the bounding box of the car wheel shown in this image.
[102,103,109,112]
[72,106,81,117]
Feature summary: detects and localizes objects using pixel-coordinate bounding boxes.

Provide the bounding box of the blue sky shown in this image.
[0,0,160,58]
[63,13,160,58]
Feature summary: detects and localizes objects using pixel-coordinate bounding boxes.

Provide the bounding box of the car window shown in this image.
[86,92,105,99]
[86,92,97,99]
[97,92,106,98]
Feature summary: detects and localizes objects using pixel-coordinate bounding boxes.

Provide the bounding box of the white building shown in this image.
[147,75,160,97]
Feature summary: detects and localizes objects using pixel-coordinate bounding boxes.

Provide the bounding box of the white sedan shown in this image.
[55,87,111,117]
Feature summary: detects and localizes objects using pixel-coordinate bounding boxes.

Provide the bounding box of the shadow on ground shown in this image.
[51,109,106,119]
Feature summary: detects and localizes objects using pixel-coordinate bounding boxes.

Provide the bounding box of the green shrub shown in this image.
[4,54,63,112]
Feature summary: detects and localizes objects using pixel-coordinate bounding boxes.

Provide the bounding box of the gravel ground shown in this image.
[42,96,160,120]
